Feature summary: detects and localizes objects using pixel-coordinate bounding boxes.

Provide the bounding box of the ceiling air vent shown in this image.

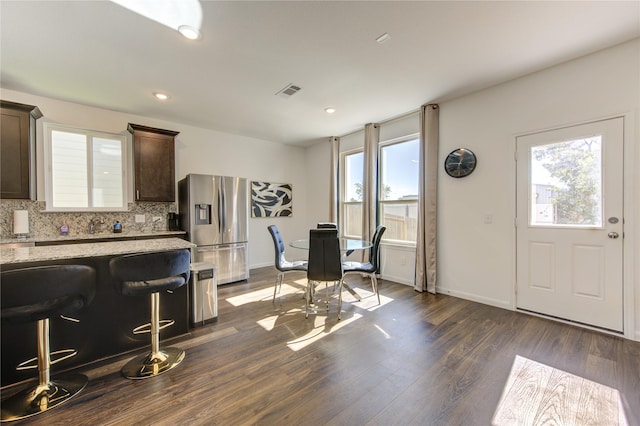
[276,84,301,98]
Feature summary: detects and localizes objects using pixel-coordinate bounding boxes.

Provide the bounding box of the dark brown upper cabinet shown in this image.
[1,101,42,200]
[128,123,179,202]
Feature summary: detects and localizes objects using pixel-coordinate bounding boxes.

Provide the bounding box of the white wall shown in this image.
[437,39,639,339]
[0,88,310,270]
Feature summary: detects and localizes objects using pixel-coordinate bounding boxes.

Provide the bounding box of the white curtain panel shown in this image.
[415,104,439,293]
[362,123,380,245]
[329,136,340,224]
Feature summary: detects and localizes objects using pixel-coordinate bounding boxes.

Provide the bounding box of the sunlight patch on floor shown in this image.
[492,355,628,426]
[286,313,363,352]
[341,286,394,312]
[225,281,305,306]
[374,324,391,339]
[256,309,303,332]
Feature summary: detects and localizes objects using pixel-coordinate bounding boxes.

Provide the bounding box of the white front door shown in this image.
[516,117,624,332]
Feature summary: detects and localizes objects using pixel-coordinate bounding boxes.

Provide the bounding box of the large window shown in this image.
[342,150,363,238]
[379,137,419,243]
[340,136,419,244]
[44,124,127,211]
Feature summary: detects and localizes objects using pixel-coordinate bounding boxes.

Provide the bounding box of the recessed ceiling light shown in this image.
[178,25,201,40]
[324,107,336,114]
[153,92,170,100]
[376,32,391,44]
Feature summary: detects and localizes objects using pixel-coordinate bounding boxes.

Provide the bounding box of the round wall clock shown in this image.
[444,148,477,178]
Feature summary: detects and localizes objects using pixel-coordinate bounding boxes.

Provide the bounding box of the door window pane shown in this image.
[530,136,602,227]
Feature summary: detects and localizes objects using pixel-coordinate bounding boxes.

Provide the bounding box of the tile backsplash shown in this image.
[0,199,177,239]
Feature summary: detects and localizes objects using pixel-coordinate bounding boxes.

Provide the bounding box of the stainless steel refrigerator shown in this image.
[178,174,249,284]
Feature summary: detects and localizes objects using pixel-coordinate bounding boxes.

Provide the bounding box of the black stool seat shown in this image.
[1,265,96,422]
[109,249,190,379]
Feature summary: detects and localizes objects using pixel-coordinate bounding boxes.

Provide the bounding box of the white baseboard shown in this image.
[380,273,413,286]
[436,286,513,311]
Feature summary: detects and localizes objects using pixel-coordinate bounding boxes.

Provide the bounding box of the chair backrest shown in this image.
[109,249,191,295]
[369,225,387,271]
[1,265,96,324]
[316,222,337,229]
[307,228,342,282]
[267,225,287,271]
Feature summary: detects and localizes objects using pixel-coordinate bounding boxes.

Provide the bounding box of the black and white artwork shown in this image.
[251,181,293,217]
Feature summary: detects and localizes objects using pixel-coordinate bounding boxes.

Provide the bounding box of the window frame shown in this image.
[378,134,420,246]
[43,122,129,212]
[339,148,364,239]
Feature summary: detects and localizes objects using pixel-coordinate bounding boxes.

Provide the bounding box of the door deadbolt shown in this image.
[608,232,620,239]
[608,217,619,224]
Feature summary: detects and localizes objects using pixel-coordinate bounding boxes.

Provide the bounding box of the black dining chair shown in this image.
[341,225,386,309]
[316,222,337,229]
[267,225,308,303]
[306,228,343,319]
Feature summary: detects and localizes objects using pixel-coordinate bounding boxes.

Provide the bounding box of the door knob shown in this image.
[608,232,619,239]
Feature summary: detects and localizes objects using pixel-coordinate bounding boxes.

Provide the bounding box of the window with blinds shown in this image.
[45,124,127,211]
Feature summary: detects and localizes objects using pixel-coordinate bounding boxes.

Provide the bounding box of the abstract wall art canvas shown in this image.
[251,181,293,217]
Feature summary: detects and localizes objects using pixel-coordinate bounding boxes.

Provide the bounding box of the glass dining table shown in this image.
[289,238,372,303]
[289,238,372,251]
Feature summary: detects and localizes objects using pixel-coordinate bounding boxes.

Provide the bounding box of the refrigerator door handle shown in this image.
[217,184,223,237]
[220,181,226,236]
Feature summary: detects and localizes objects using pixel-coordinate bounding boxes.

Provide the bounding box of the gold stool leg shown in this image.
[121,293,185,379]
[1,319,87,422]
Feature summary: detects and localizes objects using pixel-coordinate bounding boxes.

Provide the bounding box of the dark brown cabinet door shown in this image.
[128,123,179,202]
[0,101,42,199]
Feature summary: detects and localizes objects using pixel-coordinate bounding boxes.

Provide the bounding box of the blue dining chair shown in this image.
[268,225,308,303]
[341,225,386,308]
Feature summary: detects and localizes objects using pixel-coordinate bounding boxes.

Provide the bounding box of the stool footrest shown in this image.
[16,349,78,371]
[132,319,175,335]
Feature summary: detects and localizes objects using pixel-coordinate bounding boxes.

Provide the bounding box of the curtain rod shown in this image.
[337,107,420,139]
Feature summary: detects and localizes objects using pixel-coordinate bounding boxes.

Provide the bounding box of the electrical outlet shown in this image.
[135,214,145,223]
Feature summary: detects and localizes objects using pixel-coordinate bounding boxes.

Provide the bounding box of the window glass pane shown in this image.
[343,203,362,238]
[380,138,419,201]
[92,137,123,208]
[380,202,417,242]
[530,136,602,226]
[345,152,363,201]
[51,130,88,208]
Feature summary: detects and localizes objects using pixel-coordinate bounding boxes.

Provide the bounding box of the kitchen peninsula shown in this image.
[0,238,195,386]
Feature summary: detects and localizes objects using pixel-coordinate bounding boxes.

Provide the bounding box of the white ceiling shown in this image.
[1,1,639,146]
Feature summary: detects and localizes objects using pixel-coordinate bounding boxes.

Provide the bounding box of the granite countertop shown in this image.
[0,238,195,265]
[0,230,186,245]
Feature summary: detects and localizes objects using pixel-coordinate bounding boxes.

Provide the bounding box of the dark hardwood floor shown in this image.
[3,266,639,425]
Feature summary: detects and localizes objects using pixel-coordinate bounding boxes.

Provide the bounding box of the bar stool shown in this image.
[1,265,96,422]
[109,249,190,379]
